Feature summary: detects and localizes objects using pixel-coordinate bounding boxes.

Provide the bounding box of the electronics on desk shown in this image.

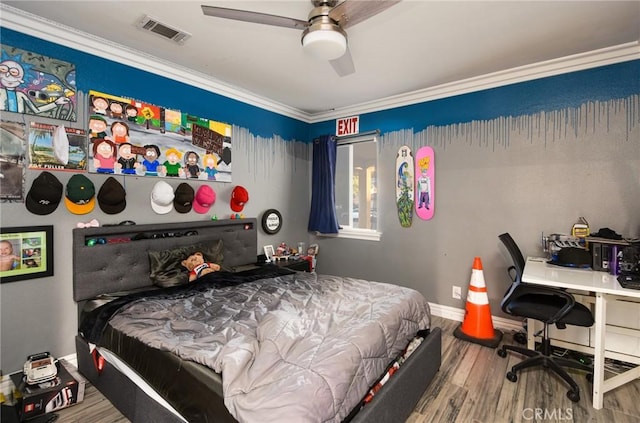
[587,237,639,274]
[542,234,586,262]
[618,274,640,290]
[619,243,640,275]
[23,352,57,385]
[553,240,583,248]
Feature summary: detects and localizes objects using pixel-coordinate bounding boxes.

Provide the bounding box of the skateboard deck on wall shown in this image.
[415,146,435,220]
[396,145,414,228]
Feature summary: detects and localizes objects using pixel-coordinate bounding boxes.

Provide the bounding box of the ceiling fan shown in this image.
[201,0,401,77]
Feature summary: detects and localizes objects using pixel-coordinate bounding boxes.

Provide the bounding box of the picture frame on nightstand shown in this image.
[307,244,319,256]
[263,245,275,262]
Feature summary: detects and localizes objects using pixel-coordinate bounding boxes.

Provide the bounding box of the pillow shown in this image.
[149,240,224,288]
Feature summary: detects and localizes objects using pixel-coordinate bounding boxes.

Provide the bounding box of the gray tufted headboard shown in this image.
[72,219,258,302]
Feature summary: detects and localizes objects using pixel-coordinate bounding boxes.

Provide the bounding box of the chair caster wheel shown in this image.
[513,332,527,344]
[567,390,580,402]
[506,371,518,382]
[497,349,507,358]
[586,373,593,383]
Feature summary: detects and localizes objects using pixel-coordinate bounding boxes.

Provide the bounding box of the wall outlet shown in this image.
[452,285,462,300]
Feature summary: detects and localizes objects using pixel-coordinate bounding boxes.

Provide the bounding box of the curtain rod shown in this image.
[336,130,380,144]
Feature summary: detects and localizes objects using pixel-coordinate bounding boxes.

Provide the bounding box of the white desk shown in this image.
[522,257,640,409]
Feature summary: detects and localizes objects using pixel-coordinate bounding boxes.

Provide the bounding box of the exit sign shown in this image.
[336,115,359,136]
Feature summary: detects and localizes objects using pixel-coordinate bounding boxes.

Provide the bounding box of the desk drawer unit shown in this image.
[534,295,640,364]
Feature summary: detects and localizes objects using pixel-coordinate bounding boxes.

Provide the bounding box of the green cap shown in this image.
[65,174,96,214]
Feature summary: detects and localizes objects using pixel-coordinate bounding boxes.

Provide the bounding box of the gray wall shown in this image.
[3,96,639,375]
[0,128,311,373]
[1,63,638,375]
[313,98,640,318]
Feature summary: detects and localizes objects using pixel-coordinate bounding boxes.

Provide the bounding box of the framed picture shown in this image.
[263,245,275,262]
[0,225,53,283]
[86,90,232,181]
[307,244,319,256]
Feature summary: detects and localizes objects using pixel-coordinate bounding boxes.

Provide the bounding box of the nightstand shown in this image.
[273,257,311,272]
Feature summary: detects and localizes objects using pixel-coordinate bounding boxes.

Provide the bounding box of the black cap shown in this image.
[25,171,63,215]
[591,228,623,240]
[97,177,126,214]
[174,183,194,213]
[554,247,592,268]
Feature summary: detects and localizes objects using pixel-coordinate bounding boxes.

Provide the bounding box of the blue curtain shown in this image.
[308,135,340,234]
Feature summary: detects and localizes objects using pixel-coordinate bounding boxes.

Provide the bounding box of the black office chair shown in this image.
[496,233,594,402]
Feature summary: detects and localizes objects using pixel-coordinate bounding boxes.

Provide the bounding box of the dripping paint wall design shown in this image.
[315,94,639,327]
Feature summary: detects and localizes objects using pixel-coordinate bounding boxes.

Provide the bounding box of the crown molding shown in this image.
[310,41,640,123]
[0,4,308,122]
[2,4,638,125]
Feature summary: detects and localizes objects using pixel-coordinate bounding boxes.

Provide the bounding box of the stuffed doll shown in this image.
[181,251,221,282]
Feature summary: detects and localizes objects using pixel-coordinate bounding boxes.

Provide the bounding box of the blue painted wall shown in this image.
[0,28,309,141]
[3,28,637,143]
[309,60,640,138]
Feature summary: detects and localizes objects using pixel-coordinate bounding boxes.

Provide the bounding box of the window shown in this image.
[335,132,379,240]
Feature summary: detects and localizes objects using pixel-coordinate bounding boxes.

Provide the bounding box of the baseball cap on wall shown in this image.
[230,185,249,212]
[97,177,127,214]
[65,174,96,214]
[174,183,194,214]
[193,185,216,214]
[25,171,63,215]
[150,180,174,214]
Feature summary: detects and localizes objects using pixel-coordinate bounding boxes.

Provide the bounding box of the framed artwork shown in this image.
[0,121,27,202]
[307,244,319,256]
[87,90,232,181]
[28,122,88,171]
[263,245,275,262]
[0,225,53,283]
[0,44,77,121]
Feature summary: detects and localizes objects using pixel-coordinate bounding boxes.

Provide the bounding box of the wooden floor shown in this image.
[54,315,640,422]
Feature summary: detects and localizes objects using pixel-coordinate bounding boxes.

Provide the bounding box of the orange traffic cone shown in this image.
[453,257,503,348]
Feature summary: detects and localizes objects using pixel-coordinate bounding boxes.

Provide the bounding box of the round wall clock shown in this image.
[261,209,282,234]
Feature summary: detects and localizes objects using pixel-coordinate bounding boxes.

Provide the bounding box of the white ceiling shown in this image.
[2,1,639,119]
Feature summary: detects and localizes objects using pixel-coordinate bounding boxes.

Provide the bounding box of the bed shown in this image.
[72,219,441,423]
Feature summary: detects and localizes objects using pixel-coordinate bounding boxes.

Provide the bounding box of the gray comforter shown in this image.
[107,271,431,422]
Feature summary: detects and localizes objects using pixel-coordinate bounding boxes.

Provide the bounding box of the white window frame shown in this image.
[334,131,381,241]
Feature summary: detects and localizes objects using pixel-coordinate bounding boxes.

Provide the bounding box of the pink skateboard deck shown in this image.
[415,146,435,220]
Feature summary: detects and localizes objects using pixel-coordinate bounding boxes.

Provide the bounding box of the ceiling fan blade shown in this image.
[329,0,401,29]
[330,47,355,77]
[201,5,309,30]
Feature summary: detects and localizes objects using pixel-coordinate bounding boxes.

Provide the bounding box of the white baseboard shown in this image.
[428,302,524,334]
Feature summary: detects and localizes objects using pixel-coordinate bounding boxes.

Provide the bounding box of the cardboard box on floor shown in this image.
[10,359,86,421]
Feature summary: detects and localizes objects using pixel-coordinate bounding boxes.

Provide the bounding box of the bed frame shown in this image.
[73,219,441,422]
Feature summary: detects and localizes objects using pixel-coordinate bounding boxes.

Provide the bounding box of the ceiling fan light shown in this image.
[302,29,347,60]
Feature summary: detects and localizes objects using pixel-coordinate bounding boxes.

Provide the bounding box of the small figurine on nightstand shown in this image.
[307,244,319,273]
[274,242,291,260]
[276,242,287,255]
